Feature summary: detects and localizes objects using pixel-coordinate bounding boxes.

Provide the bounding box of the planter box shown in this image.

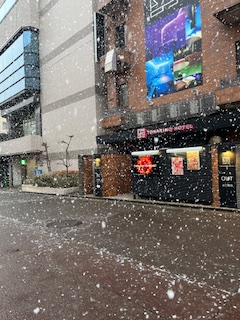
[21,184,79,195]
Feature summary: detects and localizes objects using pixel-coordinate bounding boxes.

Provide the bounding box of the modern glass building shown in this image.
[0,0,99,186]
[0,27,41,139]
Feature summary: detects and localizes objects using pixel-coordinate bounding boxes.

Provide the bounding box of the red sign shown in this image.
[137,124,195,139]
[136,156,153,175]
[137,128,148,139]
[172,157,184,175]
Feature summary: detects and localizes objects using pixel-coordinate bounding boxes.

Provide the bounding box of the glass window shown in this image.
[8,109,37,138]
[0,0,18,23]
[23,31,39,53]
[0,29,40,106]
[25,65,40,78]
[24,52,39,66]
[116,24,126,49]
[23,118,36,136]
[25,77,40,90]
[0,78,25,104]
[94,12,105,61]
[0,35,23,73]
[0,66,25,93]
[0,54,24,83]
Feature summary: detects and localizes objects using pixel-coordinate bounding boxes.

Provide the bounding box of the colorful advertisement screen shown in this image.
[144,0,202,100]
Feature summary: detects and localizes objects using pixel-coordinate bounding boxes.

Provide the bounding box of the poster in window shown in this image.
[172,157,184,175]
[187,151,200,170]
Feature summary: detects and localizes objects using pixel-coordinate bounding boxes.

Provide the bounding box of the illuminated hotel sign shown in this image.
[137,124,195,139]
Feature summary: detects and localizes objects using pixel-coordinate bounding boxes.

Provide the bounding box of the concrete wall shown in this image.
[39,0,98,172]
[0,117,7,134]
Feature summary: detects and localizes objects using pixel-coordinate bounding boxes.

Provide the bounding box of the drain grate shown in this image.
[5,248,20,254]
[46,219,83,229]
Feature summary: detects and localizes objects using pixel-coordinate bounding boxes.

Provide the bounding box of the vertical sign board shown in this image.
[144,0,202,100]
[93,154,102,197]
[218,146,237,208]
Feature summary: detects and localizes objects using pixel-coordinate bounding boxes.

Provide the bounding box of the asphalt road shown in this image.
[0,189,239,319]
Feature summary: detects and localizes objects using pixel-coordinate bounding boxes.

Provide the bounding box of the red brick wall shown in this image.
[100,0,240,117]
[83,156,93,195]
[101,154,132,196]
[215,85,240,105]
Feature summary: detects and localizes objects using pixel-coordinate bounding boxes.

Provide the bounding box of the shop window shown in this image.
[236,41,240,75]
[118,83,128,110]
[116,24,126,49]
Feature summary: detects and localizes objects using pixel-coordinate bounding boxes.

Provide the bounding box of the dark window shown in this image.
[95,12,105,61]
[118,83,128,110]
[116,24,125,49]
[7,103,42,139]
[236,41,240,75]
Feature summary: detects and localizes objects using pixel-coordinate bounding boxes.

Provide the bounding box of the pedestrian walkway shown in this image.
[84,192,240,214]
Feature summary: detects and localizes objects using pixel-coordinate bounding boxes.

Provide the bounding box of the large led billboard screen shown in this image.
[144,0,202,100]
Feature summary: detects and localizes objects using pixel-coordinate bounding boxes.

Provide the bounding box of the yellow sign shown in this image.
[187,151,200,170]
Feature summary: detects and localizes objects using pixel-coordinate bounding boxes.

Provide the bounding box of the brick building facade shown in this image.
[94,0,240,207]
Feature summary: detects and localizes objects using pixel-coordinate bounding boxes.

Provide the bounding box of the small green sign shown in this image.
[20,159,27,165]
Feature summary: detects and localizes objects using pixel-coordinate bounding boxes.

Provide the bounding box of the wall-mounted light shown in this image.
[208,135,222,144]
[166,146,205,154]
[154,137,159,144]
[131,150,160,156]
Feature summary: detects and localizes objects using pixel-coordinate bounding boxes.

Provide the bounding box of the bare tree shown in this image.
[59,135,74,175]
[42,142,51,172]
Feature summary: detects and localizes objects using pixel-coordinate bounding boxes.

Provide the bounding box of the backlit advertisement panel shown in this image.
[144,0,202,100]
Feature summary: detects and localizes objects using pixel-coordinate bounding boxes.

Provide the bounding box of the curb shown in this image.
[75,194,240,215]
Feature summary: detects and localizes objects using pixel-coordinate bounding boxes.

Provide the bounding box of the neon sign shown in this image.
[137,124,195,139]
[136,156,153,175]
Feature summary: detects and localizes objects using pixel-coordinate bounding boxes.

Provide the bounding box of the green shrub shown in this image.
[33,173,78,188]
[23,178,34,185]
